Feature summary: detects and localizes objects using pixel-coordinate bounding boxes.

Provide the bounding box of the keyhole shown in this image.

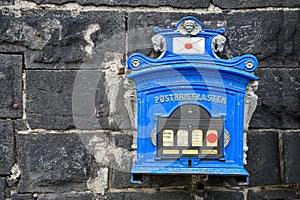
[188,159,192,167]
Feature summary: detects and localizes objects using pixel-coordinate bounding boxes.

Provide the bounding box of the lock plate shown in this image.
[157,104,224,158]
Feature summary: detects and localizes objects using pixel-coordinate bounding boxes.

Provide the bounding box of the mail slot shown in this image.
[127,16,258,185]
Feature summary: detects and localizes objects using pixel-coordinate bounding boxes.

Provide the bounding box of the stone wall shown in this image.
[0,1,299,199]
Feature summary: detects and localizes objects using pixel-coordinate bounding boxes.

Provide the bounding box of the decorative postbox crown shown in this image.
[128,16,258,74]
[127,16,258,185]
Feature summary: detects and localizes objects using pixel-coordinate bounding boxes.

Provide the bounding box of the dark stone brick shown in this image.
[106,190,244,200]
[128,10,300,68]
[0,10,125,70]
[79,131,137,189]
[26,70,109,130]
[283,131,300,184]
[248,189,300,200]
[112,133,133,151]
[25,0,210,8]
[201,176,238,186]
[111,168,194,189]
[26,70,76,130]
[193,191,244,200]
[212,0,300,9]
[250,68,300,129]
[0,0,13,6]
[16,133,94,193]
[110,149,151,188]
[151,175,192,188]
[105,191,191,200]
[111,169,152,188]
[253,11,300,68]
[26,69,132,130]
[0,120,15,175]
[110,169,132,188]
[0,178,5,200]
[15,119,27,131]
[0,54,22,118]
[12,194,35,200]
[246,131,280,186]
[37,193,101,200]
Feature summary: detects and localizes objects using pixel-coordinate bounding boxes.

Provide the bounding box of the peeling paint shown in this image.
[87,168,108,195]
[207,3,223,13]
[83,24,100,57]
[42,18,63,41]
[6,164,21,186]
[194,195,204,200]
[7,164,20,180]
[103,52,132,129]
[87,135,133,172]
[88,135,110,164]
[123,78,137,129]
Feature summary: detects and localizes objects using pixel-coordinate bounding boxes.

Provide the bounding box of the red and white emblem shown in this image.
[206,130,218,147]
[173,37,205,54]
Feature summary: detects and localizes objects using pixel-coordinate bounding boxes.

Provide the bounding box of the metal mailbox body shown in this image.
[127,16,258,185]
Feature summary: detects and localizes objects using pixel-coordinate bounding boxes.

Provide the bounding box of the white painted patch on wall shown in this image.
[103,52,129,128]
[84,24,100,56]
[87,167,108,195]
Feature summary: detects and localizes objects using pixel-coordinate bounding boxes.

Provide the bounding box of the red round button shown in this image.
[207,133,217,143]
[185,43,193,49]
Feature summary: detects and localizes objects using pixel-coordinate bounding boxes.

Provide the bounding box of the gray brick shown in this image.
[0,0,13,6]
[283,131,300,184]
[26,70,76,130]
[248,189,300,200]
[37,193,101,200]
[105,191,191,200]
[0,120,14,175]
[212,0,300,9]
[0,178,4,200]
[246,131,280,186]
[0,54,22,118]
[26,70,109,130]
[0,10,125,70]
[15,119,27,131]
[250,68,300,129]
[25,0,210,8]
[12,194,35,200]
[193,191,244,200]
[106,191,244,200]
[110,169,132,188]
[16,133,94,193]
[26,69,132,130]
[151,175,192,188]
[112,133,133,151]
[110,169,152,189]
[128,10,300,68]
[201,176,238,187]
[110,149,144,189]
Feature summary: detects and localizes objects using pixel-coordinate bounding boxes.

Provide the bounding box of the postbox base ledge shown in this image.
[130,165,249,185]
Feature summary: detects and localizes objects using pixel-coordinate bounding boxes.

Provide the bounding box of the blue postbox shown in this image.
[127,16,258,185]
